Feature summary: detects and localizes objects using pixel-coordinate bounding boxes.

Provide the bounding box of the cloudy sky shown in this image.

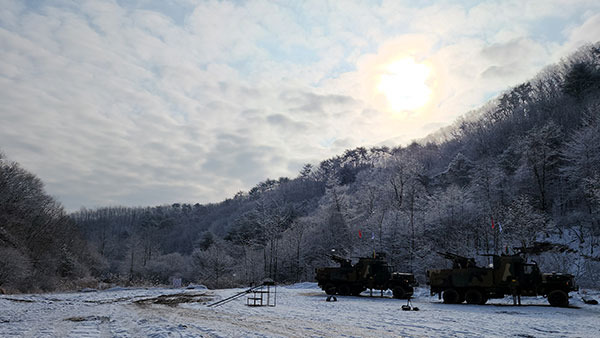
[1,0,599,211]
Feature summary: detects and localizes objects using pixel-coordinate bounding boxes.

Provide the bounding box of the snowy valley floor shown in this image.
[1,283,599,337]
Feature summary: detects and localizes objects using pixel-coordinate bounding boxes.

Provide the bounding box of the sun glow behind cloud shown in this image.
[376,58,432,112]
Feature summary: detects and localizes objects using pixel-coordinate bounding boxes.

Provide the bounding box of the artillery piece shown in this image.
[315,252,417,299]
[427,251,578,307]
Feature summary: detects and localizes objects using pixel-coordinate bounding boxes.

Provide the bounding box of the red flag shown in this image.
[491,215,495,229]
[358,230,362,239]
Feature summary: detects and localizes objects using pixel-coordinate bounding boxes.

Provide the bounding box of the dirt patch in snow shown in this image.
[84,296,141,304]
[133,292,214,307]
[1,297,34,303]
[64,315,110,323]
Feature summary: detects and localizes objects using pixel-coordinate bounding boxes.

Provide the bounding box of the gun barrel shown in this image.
[437,251,463,259]
[437,251,476,268]
[330,254,351,266]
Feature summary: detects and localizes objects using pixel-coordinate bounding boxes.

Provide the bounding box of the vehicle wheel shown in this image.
[465,289,484,305]
[338,284,352,296]
[324,284,337,295]
[443,289,460,304]
[457,292,465,304]
[393,287,406,299]
[350,286,364,296]
[548,290,569,307]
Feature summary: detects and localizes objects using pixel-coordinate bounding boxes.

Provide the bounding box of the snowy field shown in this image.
[1,283,599,337]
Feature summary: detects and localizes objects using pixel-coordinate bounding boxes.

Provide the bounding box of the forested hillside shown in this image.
[0,153,99,293]
[2,43,600,292]
[71,43,600,289]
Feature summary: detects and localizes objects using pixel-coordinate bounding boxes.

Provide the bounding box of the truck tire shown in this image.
[465,289,484,305]
[324,284,337,295]
[443,289,460,304]
[457,292,465,304]
[338,284,352,296]
[393,287,406,299]
[351,286,364,296]
[548,290,569,307]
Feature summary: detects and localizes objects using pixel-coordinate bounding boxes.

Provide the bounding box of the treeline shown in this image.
[2,43,599,292]
[0,153,100,293]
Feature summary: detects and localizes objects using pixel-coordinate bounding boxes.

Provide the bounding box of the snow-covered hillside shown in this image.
[1,283,598,337]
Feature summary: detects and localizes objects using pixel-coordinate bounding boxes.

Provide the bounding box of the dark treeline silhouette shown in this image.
[2,43,600,292]
[0,152,100,293]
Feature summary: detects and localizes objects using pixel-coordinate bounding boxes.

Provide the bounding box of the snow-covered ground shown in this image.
[1,283,599,337]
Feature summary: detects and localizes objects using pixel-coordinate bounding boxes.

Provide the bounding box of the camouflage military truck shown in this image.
[427,252,578,307]
[315,252,417,299]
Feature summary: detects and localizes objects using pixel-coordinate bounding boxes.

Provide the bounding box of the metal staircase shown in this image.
[207,279,276,308]
[246,280,276,307]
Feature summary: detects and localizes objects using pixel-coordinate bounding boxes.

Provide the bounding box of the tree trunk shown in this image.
[129,245,135,281]
[409,189,415,273]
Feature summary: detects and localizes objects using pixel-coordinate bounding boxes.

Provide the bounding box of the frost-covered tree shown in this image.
[499,196,550,249]
[519,121,563,211]
[0,151,93,292]
[191,240,235,288]
[561,114,600,208]
[144,253,189,284]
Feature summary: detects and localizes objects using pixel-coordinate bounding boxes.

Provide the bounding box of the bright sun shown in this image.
[377,58,432,112]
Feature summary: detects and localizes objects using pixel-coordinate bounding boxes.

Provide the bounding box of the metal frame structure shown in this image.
[207,279,276,308]
[246,281,276,307]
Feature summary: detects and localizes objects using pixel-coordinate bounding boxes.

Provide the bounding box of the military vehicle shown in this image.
[315,252,417,299]
[427,251,578,307]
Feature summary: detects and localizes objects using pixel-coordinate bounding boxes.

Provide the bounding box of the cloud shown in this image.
[0,0,599,210]
[281,90,356,115]
[478,38,551,83]
[558,13,600,56]
[266,114,310,131]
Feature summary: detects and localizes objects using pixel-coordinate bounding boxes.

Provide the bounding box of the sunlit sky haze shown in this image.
[1,0,599,210]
